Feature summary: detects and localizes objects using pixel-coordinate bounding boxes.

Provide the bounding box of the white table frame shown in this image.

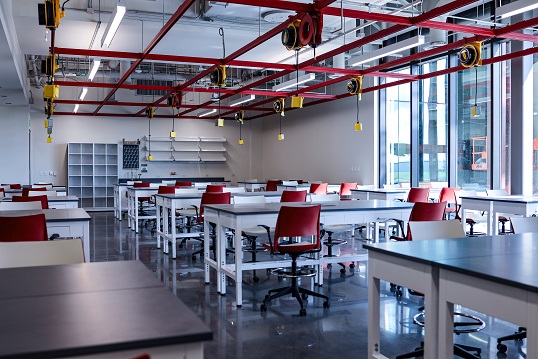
[127,187,158,233]
[205,201,413,306]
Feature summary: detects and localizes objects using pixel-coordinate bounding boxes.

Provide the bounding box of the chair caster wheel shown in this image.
[327,264,332,269]
[340,268,346,274]
[299,308,306,316]
[497,343,507,353]
[301,293,308,300]
[260,304,267,312]
[191,256,196,261]
[396,289,403,297]
[323,301,330,308]
[349,263,355,269]
[253,276,259,283]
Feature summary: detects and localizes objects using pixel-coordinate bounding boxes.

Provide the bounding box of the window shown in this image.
[456,49,491,190]
[419,58,448,186]
[385,69,411,185]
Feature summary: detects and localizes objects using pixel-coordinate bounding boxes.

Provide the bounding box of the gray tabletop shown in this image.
[0,261,212,358]
[205,200,414,215]
[364,233,538,292]
[0,208,90,222]
[2,196,79,202]
[460,195,538,204]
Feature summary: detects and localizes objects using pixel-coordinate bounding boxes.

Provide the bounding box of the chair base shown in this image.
[260,283,329,316]
[496,327,526,353]
[396,342,481,359]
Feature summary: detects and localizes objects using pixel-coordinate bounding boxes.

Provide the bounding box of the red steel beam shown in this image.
[217,0,313,12]
[93,0,197,114]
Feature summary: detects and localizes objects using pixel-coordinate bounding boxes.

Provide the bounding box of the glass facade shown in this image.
[534,53,538,194]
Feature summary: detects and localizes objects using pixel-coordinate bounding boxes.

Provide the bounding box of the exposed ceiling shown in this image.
[2,0,538,120]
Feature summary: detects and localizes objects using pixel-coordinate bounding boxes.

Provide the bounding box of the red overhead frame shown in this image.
[92,0,197,115]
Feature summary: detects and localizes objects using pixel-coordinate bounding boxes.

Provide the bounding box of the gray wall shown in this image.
[0,106,30,184]
[261,85,378,185]
[28,112,264,186]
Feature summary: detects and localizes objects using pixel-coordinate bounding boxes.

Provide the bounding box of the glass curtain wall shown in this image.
[385,69,411,186]
[456,50,491,190]
[533,53,538,193]
[418,58,448,186]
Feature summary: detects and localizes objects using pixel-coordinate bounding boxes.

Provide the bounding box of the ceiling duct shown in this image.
[120,61,132,84]
[422,0,451,49]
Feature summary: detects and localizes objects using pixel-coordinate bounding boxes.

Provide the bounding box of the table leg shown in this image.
[528,292,538,358]
[171,201,177,259]
[156,203,162,249]
[367,259,381,357]
[234,221,244,306]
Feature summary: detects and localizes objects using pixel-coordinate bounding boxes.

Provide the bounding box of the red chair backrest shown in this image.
[272,205,321,253]
[0,214,48,242]
[439,187,460,205]
[22,187,47,196]
[158,185,177,194]
[13,195,49,209]
[205,184,226,193]
[0,188,4,195]
[406,201,447,240]
[4,184,21,189]
[406,187,430,203]
[133,182,151,188]
[309,183,328,194]
[339,182,357,197]
[198,192,231,222]
[266,180,282,192]
[175,181,192,187]
[280,190,307,203]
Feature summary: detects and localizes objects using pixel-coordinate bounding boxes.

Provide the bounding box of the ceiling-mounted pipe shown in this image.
[422,0,451,48]
[119,61,132,84]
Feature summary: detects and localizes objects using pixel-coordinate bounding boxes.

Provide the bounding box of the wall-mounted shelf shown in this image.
[143,136,226,163]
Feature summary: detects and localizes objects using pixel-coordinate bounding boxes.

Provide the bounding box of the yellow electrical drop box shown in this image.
[290,96,303,109]
[43,84,59,99]
[238,139,244,145]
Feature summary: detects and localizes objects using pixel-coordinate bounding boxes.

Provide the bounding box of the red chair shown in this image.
[157,185,177,194]
[405,187,430,203]
[0,188,4,198]
[0,214,48,242]
[13,195,49,209]
[309,183,328,195]
[265,180,282,192]
[438,187,460,219]
[205,184,226,193]
[175,192,231,260]
[2,184,22,189]
[390,201,447,242]
[339,182,357,200]
[133,182,152,215]
[280,190,307,203]
[22,187,47,196]
[175,181,192,187]
[260,205,329,316]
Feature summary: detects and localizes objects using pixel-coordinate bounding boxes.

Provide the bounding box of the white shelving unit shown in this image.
[68,143,118,210]
[142,136,226,162]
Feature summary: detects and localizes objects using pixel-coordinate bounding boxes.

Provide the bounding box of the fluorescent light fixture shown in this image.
[198,109,216,117]
[229,94,255,107]
[272,73,315,92]
[101,2,126,48]
[73,104,79,113]
[88,58,101,81]
[79,87,88,100]
[348,35,425,67]
[496,0,538,18]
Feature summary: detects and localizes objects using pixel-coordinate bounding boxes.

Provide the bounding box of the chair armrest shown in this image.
[389,235,407,241]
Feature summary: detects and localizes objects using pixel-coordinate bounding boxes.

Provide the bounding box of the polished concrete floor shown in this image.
[89,212,527,359]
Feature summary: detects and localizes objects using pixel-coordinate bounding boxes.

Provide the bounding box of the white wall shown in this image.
[261,82,378,185]
[0,106,30,184]
[29,112,264,186]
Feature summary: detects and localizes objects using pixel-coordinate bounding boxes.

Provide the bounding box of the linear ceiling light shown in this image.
[88,58,101,81]
[272,73,315,92]
[101,2,126,48]
[73,104,79,113]
[229,94,255,107]
[198,109,217,117]
[348,35,425,67]
[79,87,88,100]
[496,0,538,18]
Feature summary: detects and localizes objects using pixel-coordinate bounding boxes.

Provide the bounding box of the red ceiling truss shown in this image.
[51,0,538,121]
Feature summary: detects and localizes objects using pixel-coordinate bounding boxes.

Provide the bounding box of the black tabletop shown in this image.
[0,261,161,300]
[0,261,212,358]
[205,200,414,216]
[364,233,538,291]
